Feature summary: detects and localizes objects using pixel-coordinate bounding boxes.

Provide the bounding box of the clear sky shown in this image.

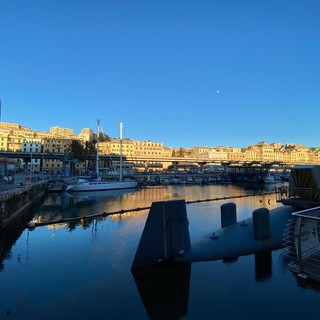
[0,0,319,149]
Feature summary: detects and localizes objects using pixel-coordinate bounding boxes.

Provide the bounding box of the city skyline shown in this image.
[0,120,316,150]
[1,1,319,148]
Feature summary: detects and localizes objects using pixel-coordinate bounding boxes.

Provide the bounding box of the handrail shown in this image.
[292,206,320,220]
[284,205,320,281]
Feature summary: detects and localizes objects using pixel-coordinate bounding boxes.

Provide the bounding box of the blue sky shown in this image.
[0,0,319,148]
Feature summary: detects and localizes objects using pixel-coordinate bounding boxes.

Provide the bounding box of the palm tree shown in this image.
[84,140,96,173]
[67,140,84,175]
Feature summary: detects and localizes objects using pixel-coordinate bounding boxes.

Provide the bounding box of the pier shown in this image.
[0,180,48,230]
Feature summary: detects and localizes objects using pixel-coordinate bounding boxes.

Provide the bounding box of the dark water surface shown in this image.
[1,183,319,319]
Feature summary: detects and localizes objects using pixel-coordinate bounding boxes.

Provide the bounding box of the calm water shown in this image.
[1,183,320,319]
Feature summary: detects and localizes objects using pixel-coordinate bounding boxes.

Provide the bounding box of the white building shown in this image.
[22,140,42,173]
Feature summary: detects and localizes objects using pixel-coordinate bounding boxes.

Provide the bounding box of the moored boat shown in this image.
[66,121,137,192]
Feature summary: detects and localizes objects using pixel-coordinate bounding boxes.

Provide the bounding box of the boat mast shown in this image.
[96,119,100,179]
[120,122,123,182]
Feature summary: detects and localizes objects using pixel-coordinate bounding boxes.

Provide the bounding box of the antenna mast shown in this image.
[120,122,123,181]
[96,119,100,179]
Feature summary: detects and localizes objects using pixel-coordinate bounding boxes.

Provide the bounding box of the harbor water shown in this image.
[1,183,319,319]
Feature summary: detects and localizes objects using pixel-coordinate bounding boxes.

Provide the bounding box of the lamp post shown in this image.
[29,150,33,183]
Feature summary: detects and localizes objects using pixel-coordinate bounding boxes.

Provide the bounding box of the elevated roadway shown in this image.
[0,150,297,170]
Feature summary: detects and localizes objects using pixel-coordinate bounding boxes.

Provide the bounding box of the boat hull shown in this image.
[65,181,137,192]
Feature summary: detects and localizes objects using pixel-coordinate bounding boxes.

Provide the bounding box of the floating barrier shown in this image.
[25,191,277,229]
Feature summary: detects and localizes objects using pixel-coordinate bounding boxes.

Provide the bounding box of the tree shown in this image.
[67,140,84,158]
[67,140,84,175]
[96,132,111,142]
[84,140,96,172]
[178,148,184,157]
[171,149,176,157]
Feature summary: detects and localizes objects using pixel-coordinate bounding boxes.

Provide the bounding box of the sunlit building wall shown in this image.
[78,128,93,142]
[21,139,42,173]
[50,126,74,137]
[0,132,8,151]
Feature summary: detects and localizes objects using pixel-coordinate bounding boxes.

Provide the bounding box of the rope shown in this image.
[26,191,277,229]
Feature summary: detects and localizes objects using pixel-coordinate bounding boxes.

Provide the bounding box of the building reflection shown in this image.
[0,229,23,271]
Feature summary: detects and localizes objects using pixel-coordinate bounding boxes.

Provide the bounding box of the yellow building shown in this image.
[134,140,164,157]
[78,128,93,142]
[42,137,79,175]
[0,132,8,151]
[244,146,258,162]
[309,151,320,164]
[226,147,245,162]
[294,145,310,163]
[50,126,75,137]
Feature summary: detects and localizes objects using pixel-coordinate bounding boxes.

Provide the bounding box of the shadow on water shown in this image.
[131,251,280,319]
[131,263,192,320]
[0,229,24,271]
[222,250,272,282]
[0,195,47,271]
[255,250,272,282]
[294,273,320,293]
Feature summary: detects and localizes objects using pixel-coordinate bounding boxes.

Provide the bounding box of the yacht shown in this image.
[65,121,137,192]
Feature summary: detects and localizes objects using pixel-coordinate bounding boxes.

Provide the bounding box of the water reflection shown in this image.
[0,229,22,271]
[34,189,139,225]
[0,197,45,271]
[294,274,320,292]
[132,263,191,320]
[3,183,319,319]
[131,251,274,319]
[254,250,272,282]
[35,184,281,228]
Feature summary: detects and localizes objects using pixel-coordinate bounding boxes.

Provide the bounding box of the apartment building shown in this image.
[21,139,42,173]
[42,138,71,175]
[78,128,93,142]
[226,147,245,162]
[0,132,8,151]
[309,151,320,163]
[50,126,75,137]
[134,140,164,157]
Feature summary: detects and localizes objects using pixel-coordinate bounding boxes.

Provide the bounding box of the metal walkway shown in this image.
[283,206,320,281]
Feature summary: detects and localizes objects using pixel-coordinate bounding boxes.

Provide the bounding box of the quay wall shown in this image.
[0,181,49,230]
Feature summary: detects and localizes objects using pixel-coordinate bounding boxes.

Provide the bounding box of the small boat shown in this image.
[263,173,276,184]
[161,178,170,185]
[201,178,209,185]
[216,176,232,184]
[66,121,137,192]
[186,177,194,184]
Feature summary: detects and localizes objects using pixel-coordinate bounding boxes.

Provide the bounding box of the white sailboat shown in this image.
[65,121,137,192]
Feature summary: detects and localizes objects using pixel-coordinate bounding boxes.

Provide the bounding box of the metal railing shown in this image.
[283,206,320,281]
[277,186,313,201]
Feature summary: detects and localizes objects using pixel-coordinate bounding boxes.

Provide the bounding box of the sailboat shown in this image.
[65,121,137,192]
